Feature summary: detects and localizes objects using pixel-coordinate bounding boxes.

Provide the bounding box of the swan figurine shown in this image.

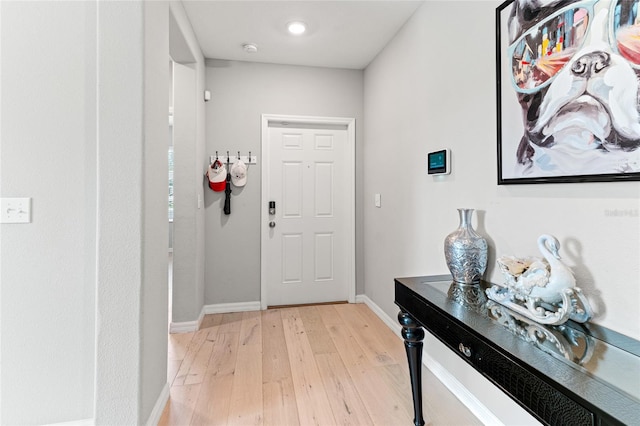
[488,234,592,325]
[531,235,576,303]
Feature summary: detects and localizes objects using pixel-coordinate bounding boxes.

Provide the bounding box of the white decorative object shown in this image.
[486,234,592,325]
[486,301,595,365]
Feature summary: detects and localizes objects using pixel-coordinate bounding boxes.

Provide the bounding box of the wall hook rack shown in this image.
[209,151,257,165]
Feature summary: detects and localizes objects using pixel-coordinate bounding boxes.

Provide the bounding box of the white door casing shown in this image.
[261,115,355,308]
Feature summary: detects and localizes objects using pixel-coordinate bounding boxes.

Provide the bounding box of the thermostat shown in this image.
[427,149,451,175]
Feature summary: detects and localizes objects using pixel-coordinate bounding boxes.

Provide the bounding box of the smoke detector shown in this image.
[243,43,258,53]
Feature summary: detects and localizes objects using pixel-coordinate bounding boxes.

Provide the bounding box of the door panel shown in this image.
[282,233,303,283]
[283,162,303,218]
[314,162,333,216]
[314,233,334,281]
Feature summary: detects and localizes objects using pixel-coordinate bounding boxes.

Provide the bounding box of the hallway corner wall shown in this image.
[203,60,364,306]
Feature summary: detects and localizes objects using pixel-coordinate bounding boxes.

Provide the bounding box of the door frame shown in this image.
[260,114,356,309]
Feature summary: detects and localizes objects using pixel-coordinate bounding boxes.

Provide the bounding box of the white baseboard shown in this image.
[356,294,502,426]
[44,418,93,426]
[146,382,170,426]
[169,319,199,334]
[203,301,261,315]
[169,301,261,334]
[169,309,204,334]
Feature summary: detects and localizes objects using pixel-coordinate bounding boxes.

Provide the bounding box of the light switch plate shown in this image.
[374,193,381,208]
[1,197,32,223]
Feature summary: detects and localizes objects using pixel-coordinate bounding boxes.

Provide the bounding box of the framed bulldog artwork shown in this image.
[497,0,640,184]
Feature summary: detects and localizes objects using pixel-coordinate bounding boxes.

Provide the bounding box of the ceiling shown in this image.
[181,1,425,70]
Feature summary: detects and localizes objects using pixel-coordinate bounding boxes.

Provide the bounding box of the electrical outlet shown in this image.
[1,198,31,223]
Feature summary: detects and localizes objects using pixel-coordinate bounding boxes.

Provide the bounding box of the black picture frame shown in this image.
[496,0,640,184]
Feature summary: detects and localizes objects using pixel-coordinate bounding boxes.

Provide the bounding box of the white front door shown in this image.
[261,115,355,308]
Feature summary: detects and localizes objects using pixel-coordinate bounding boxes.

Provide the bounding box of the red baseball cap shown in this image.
[207,160,227,192]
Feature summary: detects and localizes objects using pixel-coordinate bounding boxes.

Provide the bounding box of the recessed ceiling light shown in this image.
[287,21,306,35]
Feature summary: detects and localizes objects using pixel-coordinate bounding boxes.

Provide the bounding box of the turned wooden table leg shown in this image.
[398,311,425,426]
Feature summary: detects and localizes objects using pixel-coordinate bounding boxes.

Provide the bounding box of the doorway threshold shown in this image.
[267,300,348,310]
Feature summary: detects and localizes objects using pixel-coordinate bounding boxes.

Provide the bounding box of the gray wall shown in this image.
[204,60,364,305]
[364,0,640,342]
[141,1,171,421]
[363,1,640,423]
[169,3,207,325]
[1,1,176,424]
[1,2,96,423]
[172,62,202,323]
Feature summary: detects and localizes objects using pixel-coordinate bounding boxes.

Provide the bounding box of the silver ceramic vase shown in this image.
[444,208,487,284]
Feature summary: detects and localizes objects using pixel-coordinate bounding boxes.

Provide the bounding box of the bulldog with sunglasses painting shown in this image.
[506,0,640,177]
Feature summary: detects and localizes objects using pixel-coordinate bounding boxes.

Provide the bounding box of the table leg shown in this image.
[398,311,425,426]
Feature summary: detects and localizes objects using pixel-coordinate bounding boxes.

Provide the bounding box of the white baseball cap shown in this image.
[231,159,247,187]
[207,160,227,192]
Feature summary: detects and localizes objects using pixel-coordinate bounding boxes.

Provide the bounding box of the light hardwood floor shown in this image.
[158,303,481,426]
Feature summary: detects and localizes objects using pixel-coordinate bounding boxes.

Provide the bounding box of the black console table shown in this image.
[395,275,640,426]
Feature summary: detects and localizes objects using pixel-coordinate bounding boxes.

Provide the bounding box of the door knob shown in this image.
[269,221,276,228]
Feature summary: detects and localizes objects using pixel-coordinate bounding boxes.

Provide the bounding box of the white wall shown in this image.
[363,1,640,423]
[94,2,145,422]
[1,2,96,423]
[204,60,364,305]
[172,61,200,323]
[141,1,171,422]
[1,1,174,424]
[169,1,207,325]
